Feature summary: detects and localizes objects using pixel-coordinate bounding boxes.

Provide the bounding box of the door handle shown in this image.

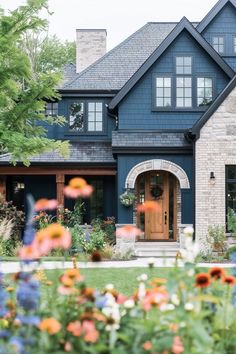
[164,211,167,225]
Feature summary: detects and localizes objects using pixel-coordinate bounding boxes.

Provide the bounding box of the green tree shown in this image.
[0,0,69,165]
[22,32,76,74]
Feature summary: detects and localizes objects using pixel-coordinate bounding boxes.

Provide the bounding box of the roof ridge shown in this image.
[63,22,151,89]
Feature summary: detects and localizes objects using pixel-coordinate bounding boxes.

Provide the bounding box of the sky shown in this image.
[1,0,217,50]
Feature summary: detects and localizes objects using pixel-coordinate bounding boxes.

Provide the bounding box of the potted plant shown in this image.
[119,191,136,207]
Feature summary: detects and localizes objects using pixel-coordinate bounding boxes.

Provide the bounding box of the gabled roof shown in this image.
[197,0,236,32]
[60,23,184,91]
[109,17,235,110]
[190,74,236,138]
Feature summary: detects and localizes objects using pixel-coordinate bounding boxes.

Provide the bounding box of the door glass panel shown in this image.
[150,174,163,200]
[169,175,175,239]
[138,175,145,232]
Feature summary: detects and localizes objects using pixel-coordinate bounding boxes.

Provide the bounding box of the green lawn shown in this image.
[46,267,172,294]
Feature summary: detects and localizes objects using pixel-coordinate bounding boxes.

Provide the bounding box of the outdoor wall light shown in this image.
[210,172,216,185]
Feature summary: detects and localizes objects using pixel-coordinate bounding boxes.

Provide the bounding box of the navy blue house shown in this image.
[1,0,236,246]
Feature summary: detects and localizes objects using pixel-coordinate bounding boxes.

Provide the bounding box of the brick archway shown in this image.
[125,159,190,189]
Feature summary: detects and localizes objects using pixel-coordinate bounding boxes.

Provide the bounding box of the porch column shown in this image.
[0,176,6,201]
[56,174,65,207]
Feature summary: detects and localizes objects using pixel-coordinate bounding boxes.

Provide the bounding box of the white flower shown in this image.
[185,302,194,311]
[137,273,148,282]
[147,257,155,267]
[124,299,135,309]
[105,283,114,291]
[187,269,195,277]
[138,282,146,300]
[180,321,186,328]
[171,294,180,306]
[159,303,175,312]
[184,226,194,237]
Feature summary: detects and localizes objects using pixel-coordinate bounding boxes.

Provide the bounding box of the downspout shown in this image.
[105,104,118,130]
[185,130,197,240]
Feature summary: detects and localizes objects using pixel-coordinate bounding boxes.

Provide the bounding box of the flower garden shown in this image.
[0,178,236,353]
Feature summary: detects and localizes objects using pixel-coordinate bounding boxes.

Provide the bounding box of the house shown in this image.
[1,0,236,252]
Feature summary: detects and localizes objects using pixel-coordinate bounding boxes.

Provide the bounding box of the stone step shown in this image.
[135,242,180,258]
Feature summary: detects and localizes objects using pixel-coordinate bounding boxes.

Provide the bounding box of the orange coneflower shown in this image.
[209,267,225,280]
[137,201,160,213]
[116,225,142,238]
[34,198,58,212]
[64,177,93,199]
[67,321,82,336]
[222,275,236,286]
[39,318,61,335]
[195,273,211,288]
[41,223,72,250]
[64,269,83,282]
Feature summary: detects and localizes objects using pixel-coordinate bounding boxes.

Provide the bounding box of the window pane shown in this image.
[88,112,94,122]
[164,87,171,97]
[227,166,236,180]
[176,98,184,107]
[96,102,103,111]
[185,88,192,97]
[197,78,204,86]
[177,77,184,86]
[156,88,164,96]
[156,78,163,87]
[88,122,95,131]
[184,57,192,66]
[69,102,84,131]
[96,112,103,121]
[197,77,213,107]
[96,122,103,131]
[176,57,184,65]
[164,78,171,87]
[156,97,164,106]
[176,66,184,74]
[185,98,192,107]
[164,97,171,107]
[177,87,184,96]
[185,77,192,86]
[205,78,213,87]
[88,102,95,111]
[205,88,212,98]
[184,66,192,75]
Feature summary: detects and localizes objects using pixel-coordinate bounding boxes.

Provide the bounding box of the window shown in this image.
[234,36,236,54]
[45,102,58,116]
[155,77,171,107]
[226,166,236,222]
[176,77,192,108]
[69,102,84,132]
[197,78,213,107]
[212,36,224,53]
[88,102,103,131]
[176,56,192,74]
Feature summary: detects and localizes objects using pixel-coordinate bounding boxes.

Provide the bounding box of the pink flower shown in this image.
[172,336,184,354]
[116,225,142,238]
[34,198,58,212]
[19,244,40,260]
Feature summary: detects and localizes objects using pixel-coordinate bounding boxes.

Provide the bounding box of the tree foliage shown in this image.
[0,0,69,165]
[22,32,76,74]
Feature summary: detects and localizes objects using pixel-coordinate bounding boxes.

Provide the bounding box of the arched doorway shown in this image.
[125,159,190,241]
[136,170,178,240]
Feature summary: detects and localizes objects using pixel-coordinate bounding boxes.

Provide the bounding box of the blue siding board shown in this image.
[118,30,230,130]
[117,154,193,225]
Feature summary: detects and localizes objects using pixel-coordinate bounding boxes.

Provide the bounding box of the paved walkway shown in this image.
[0,259,235,273]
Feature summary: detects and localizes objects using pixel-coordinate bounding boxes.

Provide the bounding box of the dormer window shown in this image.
[68,101,104,133]
[212,36,224,53]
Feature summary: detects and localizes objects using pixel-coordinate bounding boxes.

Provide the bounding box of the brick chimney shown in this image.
[76,29,107,73]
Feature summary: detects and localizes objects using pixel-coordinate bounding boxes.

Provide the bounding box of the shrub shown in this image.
[207,225,227,252]
[0,197,25,241]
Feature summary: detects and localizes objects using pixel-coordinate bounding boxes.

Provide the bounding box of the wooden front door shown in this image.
[137,171,177,240]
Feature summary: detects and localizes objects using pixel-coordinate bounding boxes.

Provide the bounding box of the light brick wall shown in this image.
[76,29,106,73]
[195,86,236,251]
